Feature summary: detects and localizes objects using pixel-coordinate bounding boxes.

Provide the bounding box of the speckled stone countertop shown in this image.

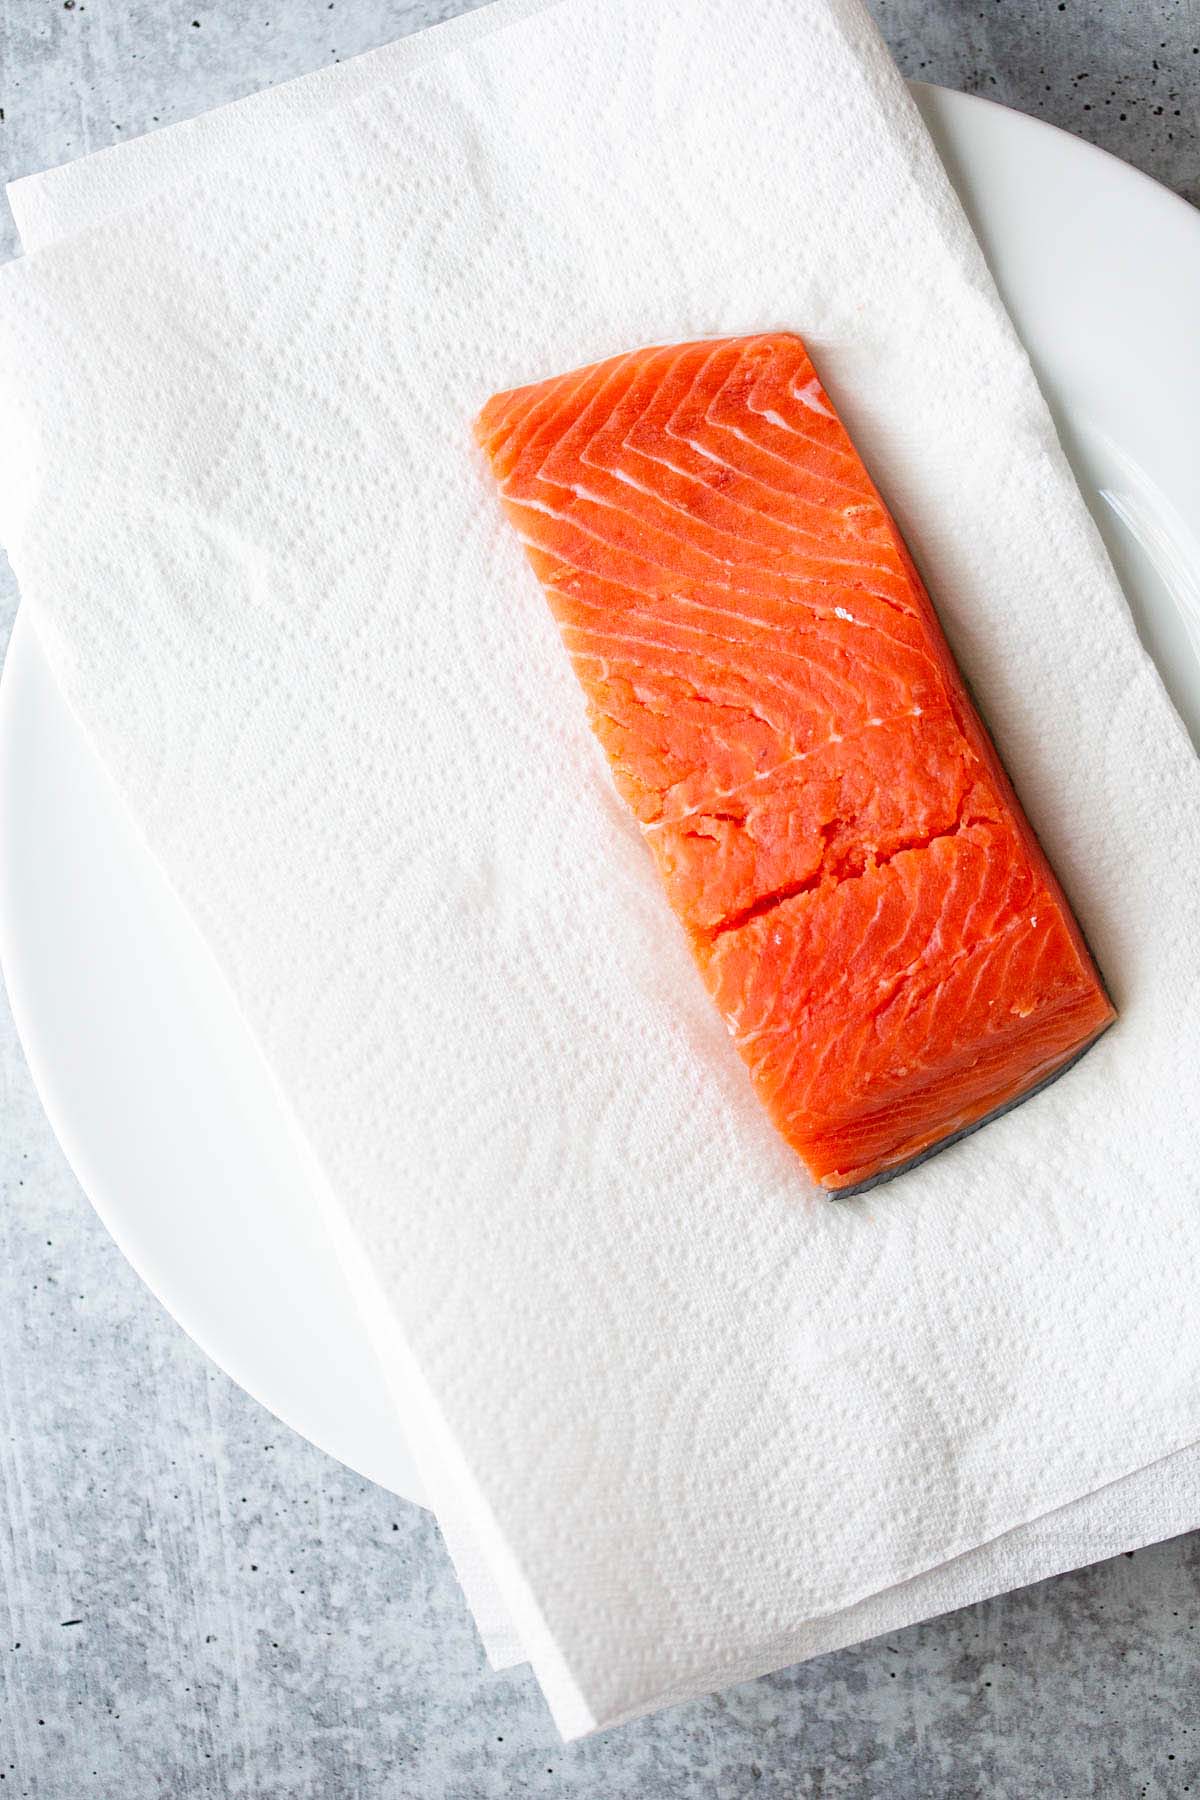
[0,4,1197,1796]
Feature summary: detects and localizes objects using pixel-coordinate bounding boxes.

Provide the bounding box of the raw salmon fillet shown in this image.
[475,333,1115,1193]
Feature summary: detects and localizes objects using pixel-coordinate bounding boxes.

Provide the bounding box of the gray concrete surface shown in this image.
[0,2,1198,1794]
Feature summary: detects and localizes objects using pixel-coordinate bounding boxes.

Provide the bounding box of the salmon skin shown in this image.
[475,333,1116,1194]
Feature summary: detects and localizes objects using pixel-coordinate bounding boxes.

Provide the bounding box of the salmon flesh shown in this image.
[475,333,1115,1193]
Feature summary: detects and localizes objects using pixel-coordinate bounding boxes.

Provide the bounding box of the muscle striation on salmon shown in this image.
[475,333,1115,1194]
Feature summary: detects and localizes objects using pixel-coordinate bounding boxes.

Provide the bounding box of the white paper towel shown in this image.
[6,0,555,254]
[1,0,1198,1738]
[11,1,1200,1697]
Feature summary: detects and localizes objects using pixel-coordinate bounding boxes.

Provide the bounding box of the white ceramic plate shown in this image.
[2,85,1198,1511]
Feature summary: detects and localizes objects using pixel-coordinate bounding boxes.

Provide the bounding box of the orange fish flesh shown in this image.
[475,333,1115,1193]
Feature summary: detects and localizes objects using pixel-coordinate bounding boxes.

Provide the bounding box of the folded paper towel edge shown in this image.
[5,0,570,257]
[284,1118,598,1737]
[0,625,586,1731]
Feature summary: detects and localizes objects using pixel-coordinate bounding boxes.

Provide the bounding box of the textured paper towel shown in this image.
[10,2,1200,1692]
[6,0,554,254]
[1,0,1199,1737]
